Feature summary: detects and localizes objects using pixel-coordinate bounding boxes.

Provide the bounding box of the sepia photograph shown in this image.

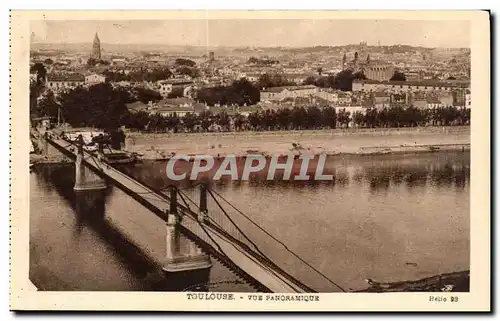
[10,10,490,311]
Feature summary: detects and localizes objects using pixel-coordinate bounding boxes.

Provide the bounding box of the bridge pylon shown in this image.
[163,187,212,274]
[73,134,107,191]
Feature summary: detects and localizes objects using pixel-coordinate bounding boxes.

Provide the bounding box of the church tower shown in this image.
[92,32,101,60]
[342,53,347,70]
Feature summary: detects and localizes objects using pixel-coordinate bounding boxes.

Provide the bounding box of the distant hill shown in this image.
[30,42,210,55]
[30,42,469,56]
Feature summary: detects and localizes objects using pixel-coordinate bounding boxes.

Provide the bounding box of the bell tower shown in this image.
[92,32,101,60]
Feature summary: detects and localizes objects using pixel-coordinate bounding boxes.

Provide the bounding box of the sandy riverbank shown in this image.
[124,126,470,159]
[358,270,469,293]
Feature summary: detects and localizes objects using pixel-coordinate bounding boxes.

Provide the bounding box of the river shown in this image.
[30,150,470,292]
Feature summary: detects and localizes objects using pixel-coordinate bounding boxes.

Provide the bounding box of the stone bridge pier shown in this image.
[73,135,107,218]
[161,186,213,291]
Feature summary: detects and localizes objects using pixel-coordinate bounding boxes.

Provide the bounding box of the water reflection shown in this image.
[31,164,234,292]
[31,150,470,292]
[119,151,469,193]
[31,164,168,291]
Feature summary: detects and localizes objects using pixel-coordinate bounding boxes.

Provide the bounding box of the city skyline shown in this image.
[30,19,470,49]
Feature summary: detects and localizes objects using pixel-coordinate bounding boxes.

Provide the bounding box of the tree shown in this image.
[334,70,365,91]
[215,111,231,131]
[447,76,457,80]
[197,79,260,107]
[133,87,162,104]
[199,110,213,131]
[390,71,406,81]
[231,78,260,105]
[30,62,46,85]
[256,73,295,89]
[175,58,196,67]
[44,58,53,65]
[247,111,261,130]
[37,90,60,119]
[87,58,98,67]
[234,113,246,131]
[167,87,184,99]
[247,57,279,66]
[276,108,291,130]
[364,107,378,128]
[182,113,199,132]
[176,66,200,78]
[58,82,131,129]
[321,107,337,129]
[303,76,317,86]
[337,108,351,128]
[352,111,365,127]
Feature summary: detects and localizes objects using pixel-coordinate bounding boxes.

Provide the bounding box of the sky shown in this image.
[30,19,470,48]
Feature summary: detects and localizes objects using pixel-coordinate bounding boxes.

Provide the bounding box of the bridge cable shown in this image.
[177,189,227,232]
[204,189,319,291]
[209,188,347,293]
[206,189,269,259]
[176,188,277,291]
[57,146,275,291]
[174,189,232,266]
[60,147,320,291]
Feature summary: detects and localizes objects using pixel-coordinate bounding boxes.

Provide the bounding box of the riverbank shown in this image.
[124,126,470,159]
[357,270,469,293]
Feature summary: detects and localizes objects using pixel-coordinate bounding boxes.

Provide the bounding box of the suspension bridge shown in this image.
[39,131,345,293]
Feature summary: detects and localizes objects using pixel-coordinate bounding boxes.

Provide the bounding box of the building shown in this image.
[372,92,391,109]
[343,52,394,81]
[154,97,206,117]
[260,85,318,102]
[85,73,106,85]
[352,79,471,93]
[46,74,85,90]
[157,79,195,98]
[363,62,395,82]
[465,89,471,109]
[156,106,194,117]
[125,101,153,114]
[283,73,310,84]
[91,32,101,60]
[405,70,424,81]
[426,96,443,109]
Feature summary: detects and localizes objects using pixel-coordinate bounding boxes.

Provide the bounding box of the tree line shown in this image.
[195,78,260,106]
[121,105,470,133]
[247,57,279,66]
[303,69,367,91]
[102,68,174,82]
[32,80,470,133]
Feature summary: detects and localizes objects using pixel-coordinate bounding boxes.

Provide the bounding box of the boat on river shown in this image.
[101,150,140,165]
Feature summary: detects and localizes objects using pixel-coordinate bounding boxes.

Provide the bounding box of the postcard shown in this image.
[10,10,490,311]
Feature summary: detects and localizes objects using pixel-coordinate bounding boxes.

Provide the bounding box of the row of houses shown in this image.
[44,73,107,90]
[41,70,198,99]
[125,97,258,118]
[259,80,471,109]
[352,79,470,93]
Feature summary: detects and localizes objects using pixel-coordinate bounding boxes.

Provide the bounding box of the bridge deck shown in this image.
[48,137,312,293]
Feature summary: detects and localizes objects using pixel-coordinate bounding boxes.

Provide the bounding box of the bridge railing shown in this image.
[47,134,344,293]
[178,184,267,257]
[177,184,347,293]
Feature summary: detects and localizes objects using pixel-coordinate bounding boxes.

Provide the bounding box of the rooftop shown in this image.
[261,85,317,93]
[353,79,470,87]
[47,73,85,82]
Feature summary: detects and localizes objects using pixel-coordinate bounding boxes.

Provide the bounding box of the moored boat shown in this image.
[102,151,139,165]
